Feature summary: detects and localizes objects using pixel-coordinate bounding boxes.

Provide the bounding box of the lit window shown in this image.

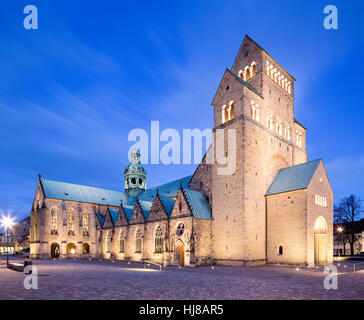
[276,121,283,136]
[106,232,112,252]
[68,210,75,234]
[222,105,228,124]
[285,126,291,140]
[82,213,89,234]
[296,132,302,147]
[228,101,235,120]
[315,195,327,208]
[50,207,57,233]
[135,230,143,253]
[267,116,273,130]
[119,232,125,253]
[155,226,163,253]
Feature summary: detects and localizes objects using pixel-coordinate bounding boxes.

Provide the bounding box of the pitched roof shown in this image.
[266,159,322,196]
[183,189,213,220]
[228,69,264,98]
[40,178,128,206]
[109,209,118,225]
[96,212,105,227]
[244,35,296,81]
[159,194,175,216]
[138,200,153,220]
[294,119,307,130]
[122,206,134,222]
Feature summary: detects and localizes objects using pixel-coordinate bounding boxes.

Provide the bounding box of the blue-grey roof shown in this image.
[141,175,192,200]
[138,200,153,220]
[228,69,264,99]
[123,206,134,222]
[183,189,213,220]
[159,194,175,216]
[40,179,128,206]
[265,159,322,196]
[109,209,118,225]
[96,212,105,227]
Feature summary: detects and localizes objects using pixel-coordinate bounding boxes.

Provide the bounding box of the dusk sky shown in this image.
[0,0,363,225]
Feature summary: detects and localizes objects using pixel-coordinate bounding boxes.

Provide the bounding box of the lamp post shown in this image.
[337,226,344,256]
[1,216,14,268]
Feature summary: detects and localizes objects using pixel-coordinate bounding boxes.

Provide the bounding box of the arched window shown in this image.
[279,246,283,255]
[296,132,302,147]
[82,243,90,254]
[155,226,163,253]
[106,232,112,253]
[251,101,260,122]
[251,62,257,77]
[238,70,244,78]
[50,207,58,234]
[119,232,125,253]
[135,230,143,253]
[267,116,273,130]
[82,212,89,235]
[179,201,182,212]
[222,105,228,124]
[244,66,250,81]
[67,242,76,255]
[228,101,235,120]
[68,210,75,235]
[276,121,282,136]
[285,126,291,140]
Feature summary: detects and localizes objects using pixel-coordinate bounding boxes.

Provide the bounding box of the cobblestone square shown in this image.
[0,257,363,300]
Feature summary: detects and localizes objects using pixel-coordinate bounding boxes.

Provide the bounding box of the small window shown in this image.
[279,246,283,255]
[176,223,185,236]
[179,202,182,212]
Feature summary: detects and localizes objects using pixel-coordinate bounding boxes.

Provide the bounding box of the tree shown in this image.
[334,194,363,255]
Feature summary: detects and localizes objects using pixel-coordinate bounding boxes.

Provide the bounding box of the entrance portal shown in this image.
[51,243,60,259]
[314,216,328,266]
[175,241,185,266]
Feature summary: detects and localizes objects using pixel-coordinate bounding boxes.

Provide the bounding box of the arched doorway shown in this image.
[67,242,76,255]
[51,243,60,259]
[314,216,328,266]
[82,243,90,254]
[175,241,185,266]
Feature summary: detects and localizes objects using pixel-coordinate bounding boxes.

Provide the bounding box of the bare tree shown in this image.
[334,194,363,255]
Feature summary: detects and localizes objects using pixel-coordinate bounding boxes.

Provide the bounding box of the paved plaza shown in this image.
[0,257,363,300]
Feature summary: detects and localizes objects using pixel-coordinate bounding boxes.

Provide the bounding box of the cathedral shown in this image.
[30,35,333,267]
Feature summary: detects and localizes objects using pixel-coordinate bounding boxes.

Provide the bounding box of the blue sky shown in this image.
[0,0,363,224]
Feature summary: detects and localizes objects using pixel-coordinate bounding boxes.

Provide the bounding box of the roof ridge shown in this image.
[41,178,121,194]
[227,69,264,98]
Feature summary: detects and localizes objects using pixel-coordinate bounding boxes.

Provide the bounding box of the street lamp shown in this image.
[1,215,15,268]
[337,226,344,256]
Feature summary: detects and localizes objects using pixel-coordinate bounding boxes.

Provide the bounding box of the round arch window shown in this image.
[176,223,185,236]
[131,178,136,184]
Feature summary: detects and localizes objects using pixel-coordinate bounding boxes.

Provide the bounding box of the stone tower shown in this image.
[210,35,308,266]
[124,149,147,197]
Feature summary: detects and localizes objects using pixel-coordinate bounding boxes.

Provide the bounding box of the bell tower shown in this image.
[124,149,147,197]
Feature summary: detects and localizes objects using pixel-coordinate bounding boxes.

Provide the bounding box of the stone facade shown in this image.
[30,35,333,267]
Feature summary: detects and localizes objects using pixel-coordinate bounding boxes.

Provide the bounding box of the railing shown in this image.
[144,260,163,271]
[353,262,364,272]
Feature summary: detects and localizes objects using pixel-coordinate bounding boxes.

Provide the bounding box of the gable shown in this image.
[170,189,192,219]
[129,201,146,224]
[115,206,128,227]
[307,161,334,198]
[103,209,114,229]
[147,195,168,222]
